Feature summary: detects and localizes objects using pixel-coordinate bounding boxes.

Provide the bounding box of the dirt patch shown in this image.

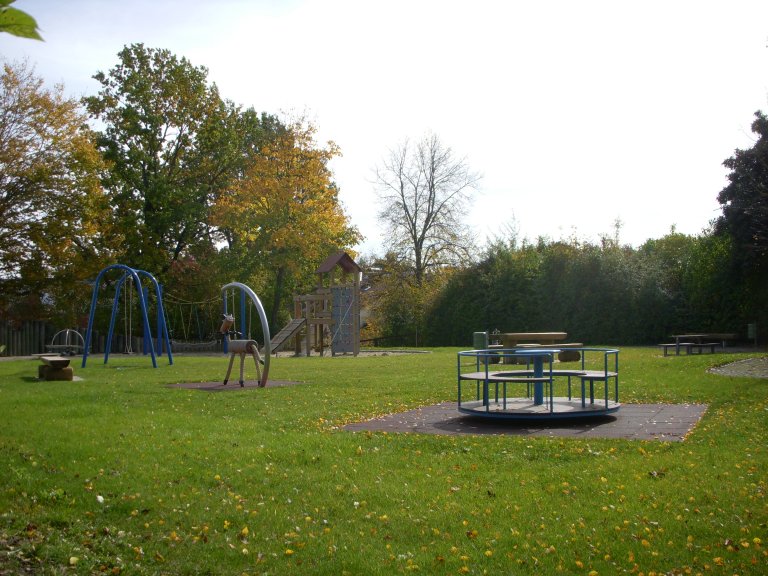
[168,379,302,391]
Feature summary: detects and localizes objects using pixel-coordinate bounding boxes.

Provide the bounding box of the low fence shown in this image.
[0,320,223,356]
[360,333,419,348]
[0,321,56,356]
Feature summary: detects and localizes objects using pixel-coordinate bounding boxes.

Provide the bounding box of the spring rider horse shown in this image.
[219,313,264,387]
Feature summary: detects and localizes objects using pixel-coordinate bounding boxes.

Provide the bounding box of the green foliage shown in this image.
[77,45,358,330]
[0,43,362,333]
[374,108,768,348]
[0,0,42,40]
[83,44,264,278]
[424,230,746,346]
[0,348,766,574]
[425,241,543,345]
[8,39,767,345]
[362,253,425,346]
[714,110,768,340]
[717,111,768,273]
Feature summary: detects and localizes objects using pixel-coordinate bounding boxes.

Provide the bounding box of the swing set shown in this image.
[162,293,221,347]
[161,288,266,352]
[82,264,173,368]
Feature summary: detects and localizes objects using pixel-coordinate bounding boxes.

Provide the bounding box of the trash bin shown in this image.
[748,323,757,346]
[472,331,488,350]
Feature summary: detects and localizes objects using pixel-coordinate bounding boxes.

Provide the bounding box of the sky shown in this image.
[1,0,767,257]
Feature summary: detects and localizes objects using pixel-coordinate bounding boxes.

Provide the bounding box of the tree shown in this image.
[374,132,481,285]
[362,253,422,345]
[0,60,112,321]
[212,118,360,326]
[84,44,259,276]
[716,111,768,272]
[0,1,42,40]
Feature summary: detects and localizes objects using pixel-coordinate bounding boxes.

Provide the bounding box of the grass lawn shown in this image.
[0,347,766,575]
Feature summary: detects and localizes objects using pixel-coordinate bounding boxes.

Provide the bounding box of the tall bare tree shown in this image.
[374,132,481,284]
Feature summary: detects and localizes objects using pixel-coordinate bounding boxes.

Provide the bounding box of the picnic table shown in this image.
[498,332,583,362]
[499,332,567,347]
[661,333,738,356]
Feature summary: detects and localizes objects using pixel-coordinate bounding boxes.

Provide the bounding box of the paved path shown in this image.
[708,356,768,378]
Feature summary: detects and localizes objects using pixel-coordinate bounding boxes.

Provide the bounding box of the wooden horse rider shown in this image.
[219,313,264,387]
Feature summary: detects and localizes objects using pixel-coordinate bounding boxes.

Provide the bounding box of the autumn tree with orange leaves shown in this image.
[0,60,116,323]
[213,119,360,326]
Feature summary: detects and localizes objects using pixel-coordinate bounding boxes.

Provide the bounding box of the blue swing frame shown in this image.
[82,264,173,368]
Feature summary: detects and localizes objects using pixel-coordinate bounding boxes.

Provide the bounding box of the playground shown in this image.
[1,345,767,575]
[2,255,768,574]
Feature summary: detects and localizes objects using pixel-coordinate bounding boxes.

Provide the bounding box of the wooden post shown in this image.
[293,295,302,356]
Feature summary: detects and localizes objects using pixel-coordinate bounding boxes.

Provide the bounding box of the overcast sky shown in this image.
[2,0,767,256]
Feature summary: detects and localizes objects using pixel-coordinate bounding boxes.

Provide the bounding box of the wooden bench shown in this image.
[495,343,583,364]
[659,343,692,356]
[510,343,584,362]
[670,333,737,354]
[486,344,503,364]
[36,355,74,381]
[689,342,719,354]
[499,332,567,364]
[551,343,583,362]
[660,341,720,355]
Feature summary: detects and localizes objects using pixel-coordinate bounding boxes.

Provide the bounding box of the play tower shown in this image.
[270,251,362,356]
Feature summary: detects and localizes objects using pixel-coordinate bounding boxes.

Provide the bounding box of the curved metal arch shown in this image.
[221,282,271,387]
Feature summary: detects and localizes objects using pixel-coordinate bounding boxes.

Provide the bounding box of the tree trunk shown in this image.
[271,265,285,329]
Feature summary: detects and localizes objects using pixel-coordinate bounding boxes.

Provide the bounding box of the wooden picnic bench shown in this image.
[498,332,582,363]
[689,342,719,354]
[660,333,736,356]
[35,355,74,381]
[536,342,584,362]
[499,332,567,347]
[659,342,692,356]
